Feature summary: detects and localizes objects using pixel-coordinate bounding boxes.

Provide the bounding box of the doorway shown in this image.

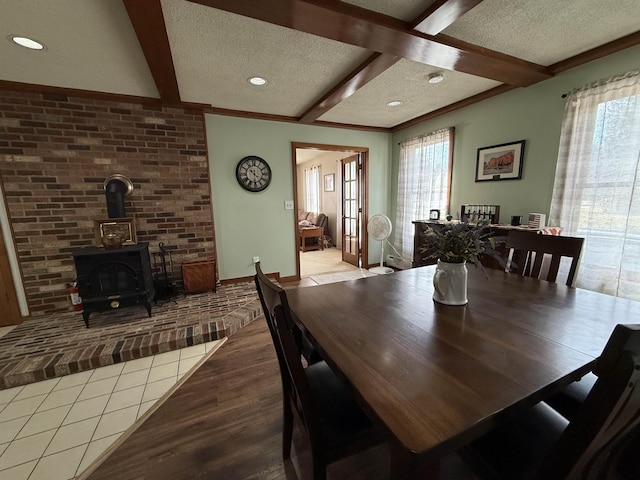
[291,142,369,280]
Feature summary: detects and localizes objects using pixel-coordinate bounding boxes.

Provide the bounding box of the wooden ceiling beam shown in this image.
[188,0,551,87]
[123,0,181,103]
[298,0,483,124]
[411,0,484,35]
[298,53,401,124]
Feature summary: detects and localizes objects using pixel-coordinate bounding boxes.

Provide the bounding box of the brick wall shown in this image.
[0,89,215,314]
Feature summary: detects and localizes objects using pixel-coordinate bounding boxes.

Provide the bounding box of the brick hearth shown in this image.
[0,89,215,314]
[0,281,261,390]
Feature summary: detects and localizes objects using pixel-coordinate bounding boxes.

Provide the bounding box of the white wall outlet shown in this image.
[252,256,260,264]
[284,200,294,210]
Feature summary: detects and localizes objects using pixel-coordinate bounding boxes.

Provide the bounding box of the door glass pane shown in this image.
[349,237,358,254]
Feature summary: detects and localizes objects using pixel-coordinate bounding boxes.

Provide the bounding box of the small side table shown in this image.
[299,227,324,252]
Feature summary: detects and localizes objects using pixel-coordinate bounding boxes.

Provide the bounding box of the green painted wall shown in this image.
[206,45,639,280]
[390,45,640,234]
[206,115,391,280]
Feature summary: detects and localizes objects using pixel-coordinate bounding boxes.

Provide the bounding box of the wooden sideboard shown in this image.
[411,221,556,269]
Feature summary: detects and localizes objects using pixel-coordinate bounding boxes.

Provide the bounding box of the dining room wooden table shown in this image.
[285,265,640,479]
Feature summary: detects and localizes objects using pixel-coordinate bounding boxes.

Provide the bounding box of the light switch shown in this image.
[284,200,294,210]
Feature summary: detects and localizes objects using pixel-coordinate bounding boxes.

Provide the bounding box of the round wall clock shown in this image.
[235,156,272,192]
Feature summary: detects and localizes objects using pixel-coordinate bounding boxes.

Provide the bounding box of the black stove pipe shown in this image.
[105,178,127,218]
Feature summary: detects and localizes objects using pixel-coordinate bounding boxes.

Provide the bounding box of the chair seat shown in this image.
[302,333,323,364]
[545,372,596,420]
[306,361,379,452]
[464,402,568,480]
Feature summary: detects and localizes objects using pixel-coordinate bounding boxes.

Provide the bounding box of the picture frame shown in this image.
[94,218,137,246]
[324,173,335,192]
[475,140,525,182]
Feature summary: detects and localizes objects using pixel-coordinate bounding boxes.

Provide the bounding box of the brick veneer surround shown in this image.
[0,89,215,314]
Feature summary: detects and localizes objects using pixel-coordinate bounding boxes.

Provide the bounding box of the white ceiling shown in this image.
[1,0,638,130]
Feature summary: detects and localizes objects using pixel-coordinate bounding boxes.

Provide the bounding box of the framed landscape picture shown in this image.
[324,174,335,192]
[475,140,525,182]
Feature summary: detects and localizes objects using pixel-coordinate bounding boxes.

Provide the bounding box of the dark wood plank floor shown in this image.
[80,317,474,480]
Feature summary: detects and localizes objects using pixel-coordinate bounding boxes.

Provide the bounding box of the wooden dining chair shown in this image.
[254,262,383,480]
[460,323,640,480]
[505,230,587,439]
[505,230,584,286]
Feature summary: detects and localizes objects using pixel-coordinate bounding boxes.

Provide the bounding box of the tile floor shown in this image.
[0,334,225,480]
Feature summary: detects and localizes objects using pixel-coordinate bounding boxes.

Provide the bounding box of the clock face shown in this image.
[236,156,272,192]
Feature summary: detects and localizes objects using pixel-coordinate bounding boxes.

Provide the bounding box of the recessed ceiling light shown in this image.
[428,72,444,84]
[9,35,45,50]
[387,100,403,107]
[248,76,268,86]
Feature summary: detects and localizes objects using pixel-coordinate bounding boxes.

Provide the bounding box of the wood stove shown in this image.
[73,243,155,327]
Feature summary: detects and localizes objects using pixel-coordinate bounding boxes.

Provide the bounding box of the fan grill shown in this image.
[368,214,392,241]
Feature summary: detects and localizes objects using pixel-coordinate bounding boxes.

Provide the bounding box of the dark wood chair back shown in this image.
[537,324,640,479]
[254,262,382,480]
[506,230,584,286]
[254,262,326,464]
[254,263,319,428]
[254,262,290,388]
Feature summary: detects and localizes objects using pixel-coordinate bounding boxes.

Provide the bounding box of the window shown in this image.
[394,128,454,262]
[304,164,321,213]
[550,70,640,300]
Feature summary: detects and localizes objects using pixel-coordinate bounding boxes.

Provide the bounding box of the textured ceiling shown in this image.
[342,0,433,21]
[0,0,157,97]
[442,0,640,65]
[0,0,638,130]
[162,1,371,116]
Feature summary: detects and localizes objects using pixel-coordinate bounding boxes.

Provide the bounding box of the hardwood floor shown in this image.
[80,317,474,480]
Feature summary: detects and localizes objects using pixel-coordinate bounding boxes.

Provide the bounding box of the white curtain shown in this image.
[550,70,640,300]
[304,164,321,213]
[394,128,453,262]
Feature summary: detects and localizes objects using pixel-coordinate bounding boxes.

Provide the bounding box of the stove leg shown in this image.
[83,310,90,328]
[144,302,152,318]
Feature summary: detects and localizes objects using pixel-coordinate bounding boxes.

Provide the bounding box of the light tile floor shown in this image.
[0,330,225,480]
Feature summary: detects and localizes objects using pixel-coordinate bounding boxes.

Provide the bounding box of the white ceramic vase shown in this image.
[433,259,468,306]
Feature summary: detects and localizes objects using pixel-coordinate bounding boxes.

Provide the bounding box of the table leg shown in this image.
[390,445,415,480]
[390,445,440,480]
